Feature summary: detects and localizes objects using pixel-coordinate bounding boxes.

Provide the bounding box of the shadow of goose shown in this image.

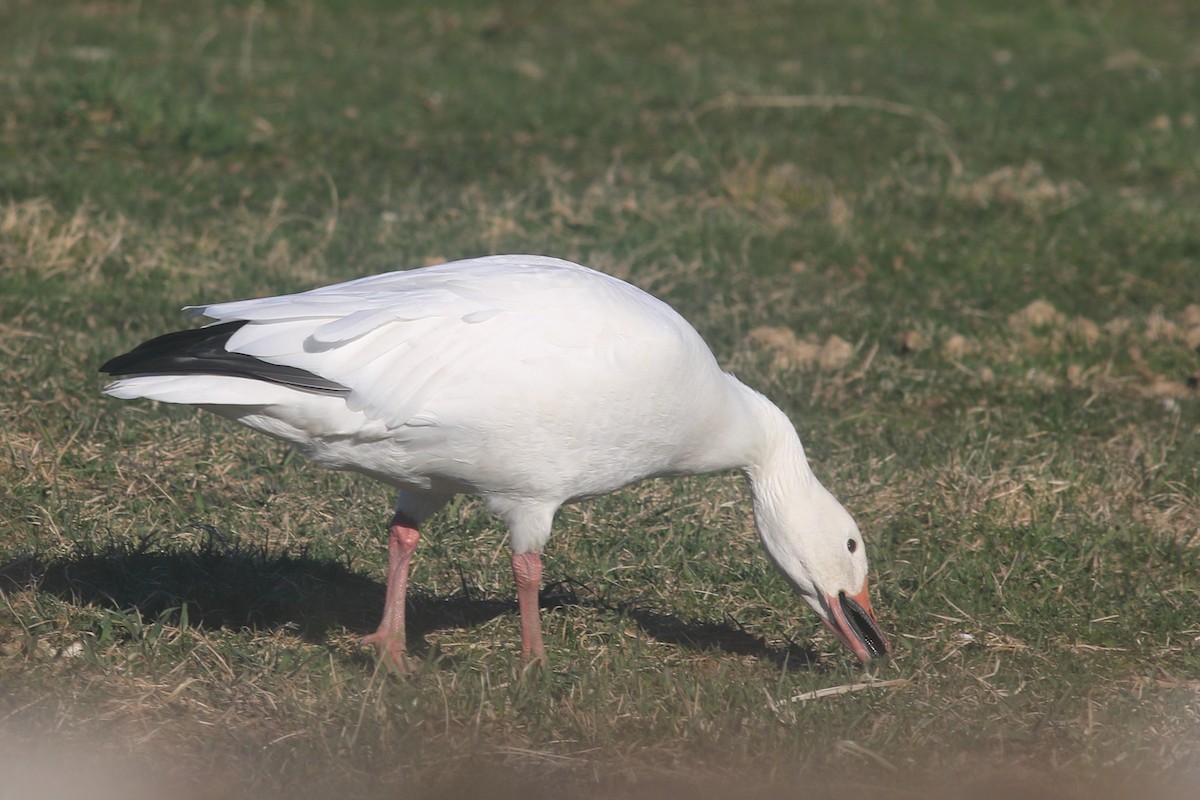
[0,538,820,671]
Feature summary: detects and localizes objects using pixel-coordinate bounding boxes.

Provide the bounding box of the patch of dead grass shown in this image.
[746,326,856,370]
[942,333,980,359]
[718,159,843,231]
[948,161,1086,216]
[745,291,1196,412]
[0,199,126,281]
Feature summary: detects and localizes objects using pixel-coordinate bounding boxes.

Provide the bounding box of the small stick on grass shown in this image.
[784,678,910,704]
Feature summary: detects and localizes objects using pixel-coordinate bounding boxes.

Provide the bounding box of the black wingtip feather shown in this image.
[101,320,350,396]
[100,321,243,375]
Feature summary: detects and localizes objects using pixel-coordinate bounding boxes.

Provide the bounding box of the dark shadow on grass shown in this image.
[0,541,391,642]
[0,538,518,660]
[616,604,821,671]
[0,538,819,670]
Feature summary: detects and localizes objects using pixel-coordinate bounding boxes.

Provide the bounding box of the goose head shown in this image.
[751,475,887,662]
[742,401,888,662]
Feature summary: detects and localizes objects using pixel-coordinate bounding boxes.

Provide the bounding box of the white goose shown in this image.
[101,255,886,670]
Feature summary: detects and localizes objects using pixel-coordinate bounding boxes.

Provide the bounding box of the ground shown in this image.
[0,1,1198,798]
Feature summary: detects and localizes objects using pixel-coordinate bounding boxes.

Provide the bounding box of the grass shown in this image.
[1,0,1199,797]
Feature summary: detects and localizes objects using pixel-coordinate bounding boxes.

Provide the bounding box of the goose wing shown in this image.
[189,255,706,430]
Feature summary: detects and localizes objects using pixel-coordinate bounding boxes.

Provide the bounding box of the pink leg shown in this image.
[511,551,547,666]
[362,512,420,673]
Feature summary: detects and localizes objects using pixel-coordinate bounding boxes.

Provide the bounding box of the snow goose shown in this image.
[101,255,887,671]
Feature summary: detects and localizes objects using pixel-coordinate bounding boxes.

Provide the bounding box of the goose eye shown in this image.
[847,538,858,554]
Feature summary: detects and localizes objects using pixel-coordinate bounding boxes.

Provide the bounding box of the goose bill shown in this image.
[823,584,888,662]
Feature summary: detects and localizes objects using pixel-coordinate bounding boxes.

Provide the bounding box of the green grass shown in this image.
[2,1,1199,797]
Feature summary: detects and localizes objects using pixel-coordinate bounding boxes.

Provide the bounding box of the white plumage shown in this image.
[103,255,886,670]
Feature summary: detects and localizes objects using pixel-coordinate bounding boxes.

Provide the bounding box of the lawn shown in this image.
[1,1,1198,798]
